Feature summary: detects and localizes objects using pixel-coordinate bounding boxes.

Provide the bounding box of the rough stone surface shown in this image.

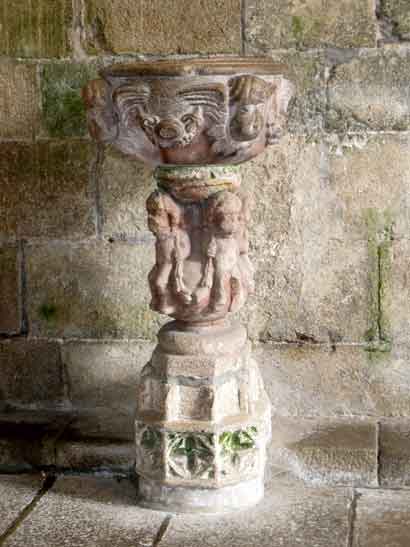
[379,0,410,40]
[59,408,135,442]
[267,417,378,487]
[327,49,410,132]
[0,475,43,535]
[0,339,66,407]
[245,0,376,50]
[0,410,73,469]
[379,419,410,487]
[41,63,99,138]
[84,0,241,54]
[0,142,95,240]
[56,439,134,471]
[384,238,410,345]
[0,0,72,58]
[0,246,21,334]
[3,476,166,547]
[100,148,154,240]
[240,140,372,344]
[62,340,153,409]
[265,51,327,136]
[257,344,410,418]
[161,484,352,547]
[0,60,40,140]
[26,241,164,339]
[353,489,410,547]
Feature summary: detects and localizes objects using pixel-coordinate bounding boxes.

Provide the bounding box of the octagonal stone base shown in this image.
[135,320,271,512]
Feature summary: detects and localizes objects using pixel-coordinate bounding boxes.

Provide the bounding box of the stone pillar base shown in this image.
[135,320,271,513]
[137,476,264,513]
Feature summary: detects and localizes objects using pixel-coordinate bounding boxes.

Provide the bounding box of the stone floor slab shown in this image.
[0,475,43,536]
[161,483,353,547]
[354,489,410,547]
[3,476,166,547]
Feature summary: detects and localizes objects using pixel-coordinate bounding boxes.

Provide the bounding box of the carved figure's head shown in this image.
[229,76,274,142]
[207,191,243,236]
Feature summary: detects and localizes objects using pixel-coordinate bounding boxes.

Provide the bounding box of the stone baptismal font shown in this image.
[83,57,294,512]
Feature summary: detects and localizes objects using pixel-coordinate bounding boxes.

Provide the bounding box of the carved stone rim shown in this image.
[100,56,286,79]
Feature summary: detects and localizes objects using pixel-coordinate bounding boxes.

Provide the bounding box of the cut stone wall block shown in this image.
[62,340,153,409]
[0,60,40,139]
[0,246,21,334]
[84,0,241,54]
[0,339,66,406]
[327,50,410,132]
[41,63,99,138]
[100,147,155,240]
[245,0,376,51]
[0,0,73,58]
[257,344,410,418]
[379,0,410,41]
[240,140,372,343]
[0,142,95,240]
[26,242,164,339]
[353,489,410,547]
[379,419,410,487]
[267,417,378,487]
[56,440,134,471]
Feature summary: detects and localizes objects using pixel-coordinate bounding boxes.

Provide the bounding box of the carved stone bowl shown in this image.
[83,57,294,167]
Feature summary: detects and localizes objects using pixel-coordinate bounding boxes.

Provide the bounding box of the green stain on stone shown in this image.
[291,16,305,43]
[39,303,58,323]
[41,63,98,138]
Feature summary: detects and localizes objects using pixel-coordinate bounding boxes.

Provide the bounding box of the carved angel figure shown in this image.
[201,191,254,314]
[146,190,191,314]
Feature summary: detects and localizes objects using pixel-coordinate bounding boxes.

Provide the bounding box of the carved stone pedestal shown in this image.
[83,57,293,512]
[136,320,271,512]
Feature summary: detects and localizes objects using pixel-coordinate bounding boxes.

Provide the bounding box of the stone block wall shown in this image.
[2,0,410,485]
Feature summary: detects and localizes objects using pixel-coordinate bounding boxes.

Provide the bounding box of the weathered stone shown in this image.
[0,340,66,407]
[245,0,376,50]
[0,142,95,239]
[0,475,43,536]
[353,489,410,547]
[62,340,153,409]
[3,476,166,547]
[84,0,241,54]
[240,140,372,343]
[56,439,134,471]
[379,419,410,487]
[0,0,72,58]
[161,484,352,547]
[59,408,135,442]
[26,241,164,339]
[379,0,410,40]
[384,238,410,344]
[0,410,73,469]
[0,246,21,334]
[327,49,410,132]
[41,63,98,138]
[100,147,154,240]
[257,344,410,418]
[0,60,40,139]
[264,51,327,136]
[327,133,410,241]
[267,417,378,487]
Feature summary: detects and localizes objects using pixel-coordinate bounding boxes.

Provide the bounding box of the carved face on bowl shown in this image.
[139,106,205,149]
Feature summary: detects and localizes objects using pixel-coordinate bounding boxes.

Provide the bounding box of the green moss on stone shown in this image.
[39,303,58,323]
[41,63,98,138]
